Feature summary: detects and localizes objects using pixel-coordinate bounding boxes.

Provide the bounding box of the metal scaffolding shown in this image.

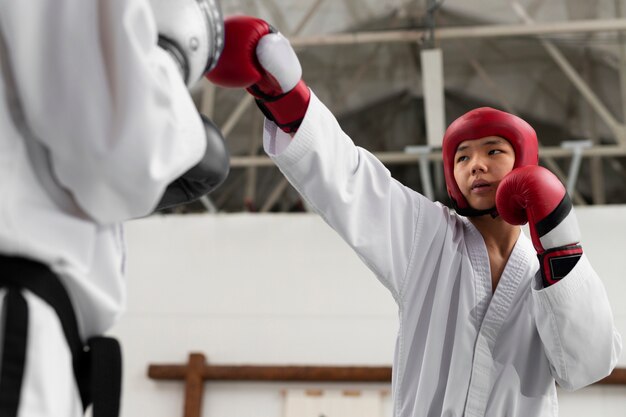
[192,1,626,213]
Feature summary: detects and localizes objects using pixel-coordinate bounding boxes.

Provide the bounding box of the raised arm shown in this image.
[206,16,451,298]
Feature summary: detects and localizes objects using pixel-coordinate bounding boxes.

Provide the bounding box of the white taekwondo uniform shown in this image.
[263,92,622,417]
[0,1,205,415]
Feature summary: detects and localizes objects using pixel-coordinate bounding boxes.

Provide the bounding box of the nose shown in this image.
[470,156,487,175]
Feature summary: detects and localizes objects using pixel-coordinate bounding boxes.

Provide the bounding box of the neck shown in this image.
[469,214,521,255]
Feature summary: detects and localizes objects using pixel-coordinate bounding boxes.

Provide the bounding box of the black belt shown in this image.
[0,255,122,417]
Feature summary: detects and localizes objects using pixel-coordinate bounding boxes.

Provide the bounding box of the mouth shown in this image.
[470,180,492,192]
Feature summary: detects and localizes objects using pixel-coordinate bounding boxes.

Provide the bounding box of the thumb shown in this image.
[257,32,302,93]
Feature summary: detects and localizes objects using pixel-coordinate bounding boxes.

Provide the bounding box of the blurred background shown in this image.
[172,0,626,214]
[111,1,626,416]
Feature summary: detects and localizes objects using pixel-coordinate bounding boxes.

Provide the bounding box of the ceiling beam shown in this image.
[229,145,626,168]
[511,2,626,145]
[290,18,626,47]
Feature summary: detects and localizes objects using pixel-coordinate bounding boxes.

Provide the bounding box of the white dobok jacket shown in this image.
[0,0,205,339]
[263,92,622,417]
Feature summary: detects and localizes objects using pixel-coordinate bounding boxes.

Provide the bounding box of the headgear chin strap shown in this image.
[442,107,539,217]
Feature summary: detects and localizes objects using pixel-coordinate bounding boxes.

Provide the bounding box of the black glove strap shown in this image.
[539,245,583,287]
[254,99,303,133]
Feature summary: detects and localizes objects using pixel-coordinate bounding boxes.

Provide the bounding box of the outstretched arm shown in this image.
[206,16,450,299]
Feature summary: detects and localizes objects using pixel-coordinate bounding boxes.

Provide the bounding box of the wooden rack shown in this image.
[148,353,626,417]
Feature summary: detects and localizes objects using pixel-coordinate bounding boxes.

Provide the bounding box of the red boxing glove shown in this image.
[206,16,310,133]
[495,165,583,286]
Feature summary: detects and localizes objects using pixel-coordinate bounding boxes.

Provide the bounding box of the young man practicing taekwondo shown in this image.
[206,15,622,417]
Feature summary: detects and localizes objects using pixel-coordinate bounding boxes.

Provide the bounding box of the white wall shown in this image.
[111,206,626,417]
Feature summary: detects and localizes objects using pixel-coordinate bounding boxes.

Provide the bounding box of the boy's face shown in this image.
[453,136,515,211]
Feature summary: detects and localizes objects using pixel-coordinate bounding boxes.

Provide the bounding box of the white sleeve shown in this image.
[532,254,622,390]
[0,0,205,223]
[263,92,448,300]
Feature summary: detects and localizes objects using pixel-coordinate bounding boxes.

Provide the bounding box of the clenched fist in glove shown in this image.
[155,116,229,211]
[496,165,583,287]
[206,16,310,133]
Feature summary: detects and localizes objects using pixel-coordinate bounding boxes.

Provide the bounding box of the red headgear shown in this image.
[442,107,539,216]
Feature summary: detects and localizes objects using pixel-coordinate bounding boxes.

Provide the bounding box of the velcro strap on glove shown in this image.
[539,245,583,287]
[252,80,310,133]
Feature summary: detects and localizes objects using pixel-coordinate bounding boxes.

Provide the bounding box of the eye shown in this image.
[488,149,504,155]
[456,155,469,163]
